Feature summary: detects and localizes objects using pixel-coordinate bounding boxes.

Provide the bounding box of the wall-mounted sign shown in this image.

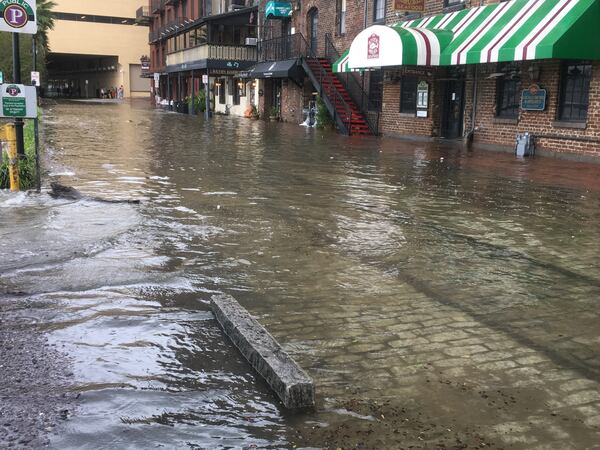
[0,84,37,118]
[394,0,425,12]
[202,74,209,84]
[265,2,293,19]
[521,84,546,111]
[0,0,37,35]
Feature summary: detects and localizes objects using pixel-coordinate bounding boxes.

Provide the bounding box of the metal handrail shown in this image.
[295,33,355,135]
[324,34,380,135]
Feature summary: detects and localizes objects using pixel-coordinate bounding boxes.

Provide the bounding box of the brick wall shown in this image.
[379,69,439,138]
[469,60,600,157]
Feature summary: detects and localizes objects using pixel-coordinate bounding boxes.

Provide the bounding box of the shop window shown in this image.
[496,63,521,119]
[374,0,386,23]
[558,61,592,122]
[399,76,417,114]
[337,0,347,35]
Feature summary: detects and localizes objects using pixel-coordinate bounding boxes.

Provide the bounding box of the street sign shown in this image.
[0,0,38,35]
[202,74,209,84]
[31,71,39,86]
[0,84,37,118]
[153,73,160,89]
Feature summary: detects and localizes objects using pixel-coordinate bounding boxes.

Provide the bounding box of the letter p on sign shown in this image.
[0,0,37,34]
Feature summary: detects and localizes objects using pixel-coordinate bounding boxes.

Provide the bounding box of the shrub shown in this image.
[0,119,39,190]
[315,96,335,130]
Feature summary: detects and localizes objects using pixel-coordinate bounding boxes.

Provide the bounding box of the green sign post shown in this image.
[0,84,37,118]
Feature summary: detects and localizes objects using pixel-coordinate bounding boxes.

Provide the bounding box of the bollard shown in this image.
[1,124,20,192]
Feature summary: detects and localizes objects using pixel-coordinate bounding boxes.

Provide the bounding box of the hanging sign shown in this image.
[394,0,425,12]
[521,84,546,111]
[0,84,37,118]
[265,2,293,19]
[0,0,37,35]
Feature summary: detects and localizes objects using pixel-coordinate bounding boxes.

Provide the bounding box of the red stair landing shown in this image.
[305,58,373,136]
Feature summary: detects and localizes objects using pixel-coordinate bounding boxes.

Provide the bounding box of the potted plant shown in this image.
[268,106,280,121]
[251,104,260,119]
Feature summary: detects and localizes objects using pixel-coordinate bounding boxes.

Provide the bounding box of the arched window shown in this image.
[308,8,318,55]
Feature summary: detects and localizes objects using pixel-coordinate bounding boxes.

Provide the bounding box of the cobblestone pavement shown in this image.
[215,150,600,448]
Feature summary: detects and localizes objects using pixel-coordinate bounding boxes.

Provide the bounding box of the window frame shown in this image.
[495,62,521,119]
[557,61,592,123]
[373,0,386,24]
[399,76,418,114]
[337,0,347,35]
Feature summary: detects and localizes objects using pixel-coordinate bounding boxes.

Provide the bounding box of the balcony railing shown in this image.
[258,34,310,62]
[136,6,151,24]
[166,43,258,67]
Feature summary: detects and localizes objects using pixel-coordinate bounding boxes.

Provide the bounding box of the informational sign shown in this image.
[521,84,546,111]
[153,73,160,89]
[31,71,39,87]
[265,2,293,19]
[0,0,38,35]
[394,0,425,12]
[0,84,37,118]
[202,74,208,84]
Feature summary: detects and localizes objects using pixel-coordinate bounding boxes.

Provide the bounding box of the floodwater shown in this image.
[2,100,600,449]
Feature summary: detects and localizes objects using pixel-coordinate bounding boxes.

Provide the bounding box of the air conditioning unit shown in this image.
[245,37,258,46]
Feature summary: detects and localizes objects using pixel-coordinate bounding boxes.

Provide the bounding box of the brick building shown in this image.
[146,0,259,116]
[145,0,600,160]
[331,0,600,159]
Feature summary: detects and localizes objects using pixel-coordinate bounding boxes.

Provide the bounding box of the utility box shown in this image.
[515,132,535,157]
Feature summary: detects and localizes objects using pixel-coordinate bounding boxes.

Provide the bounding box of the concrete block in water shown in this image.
[210,294,315,409]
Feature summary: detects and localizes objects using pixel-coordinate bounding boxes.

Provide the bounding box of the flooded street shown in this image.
[2,99,600,449]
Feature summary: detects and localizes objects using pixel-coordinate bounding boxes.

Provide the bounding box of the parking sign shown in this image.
[0,0,37,35]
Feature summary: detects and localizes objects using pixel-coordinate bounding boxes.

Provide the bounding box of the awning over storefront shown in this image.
[333,0,600,72]
[240,59,302,81]
[265,2,293,19]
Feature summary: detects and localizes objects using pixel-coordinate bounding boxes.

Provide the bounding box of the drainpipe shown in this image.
[465,0,485,146]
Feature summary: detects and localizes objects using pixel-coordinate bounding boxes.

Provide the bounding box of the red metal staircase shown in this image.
[303,58,374,136]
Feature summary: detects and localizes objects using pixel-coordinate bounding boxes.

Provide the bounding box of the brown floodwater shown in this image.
[1,99,600,449]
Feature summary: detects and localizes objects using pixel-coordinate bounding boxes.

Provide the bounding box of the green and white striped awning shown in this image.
[333,0,600,72]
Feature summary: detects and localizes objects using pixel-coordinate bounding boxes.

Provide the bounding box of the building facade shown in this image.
[146,0,600,160]
[46,0,150,98]
[147,0,259,116]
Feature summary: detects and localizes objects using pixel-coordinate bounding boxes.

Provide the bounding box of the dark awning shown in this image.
[239,59,302,81]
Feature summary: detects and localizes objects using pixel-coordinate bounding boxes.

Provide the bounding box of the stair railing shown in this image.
[296,33,355,135]
[324,34,380,135]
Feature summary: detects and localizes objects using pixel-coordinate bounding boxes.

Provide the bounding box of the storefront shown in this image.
[334,0,600,157]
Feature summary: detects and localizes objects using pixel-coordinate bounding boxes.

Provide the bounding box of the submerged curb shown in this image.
[210,294,315,409]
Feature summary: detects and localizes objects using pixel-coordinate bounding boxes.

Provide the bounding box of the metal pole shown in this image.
[204,69,210,120]
[32,36,41,192]
[190,70,195,115]
[12,33,25,157]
